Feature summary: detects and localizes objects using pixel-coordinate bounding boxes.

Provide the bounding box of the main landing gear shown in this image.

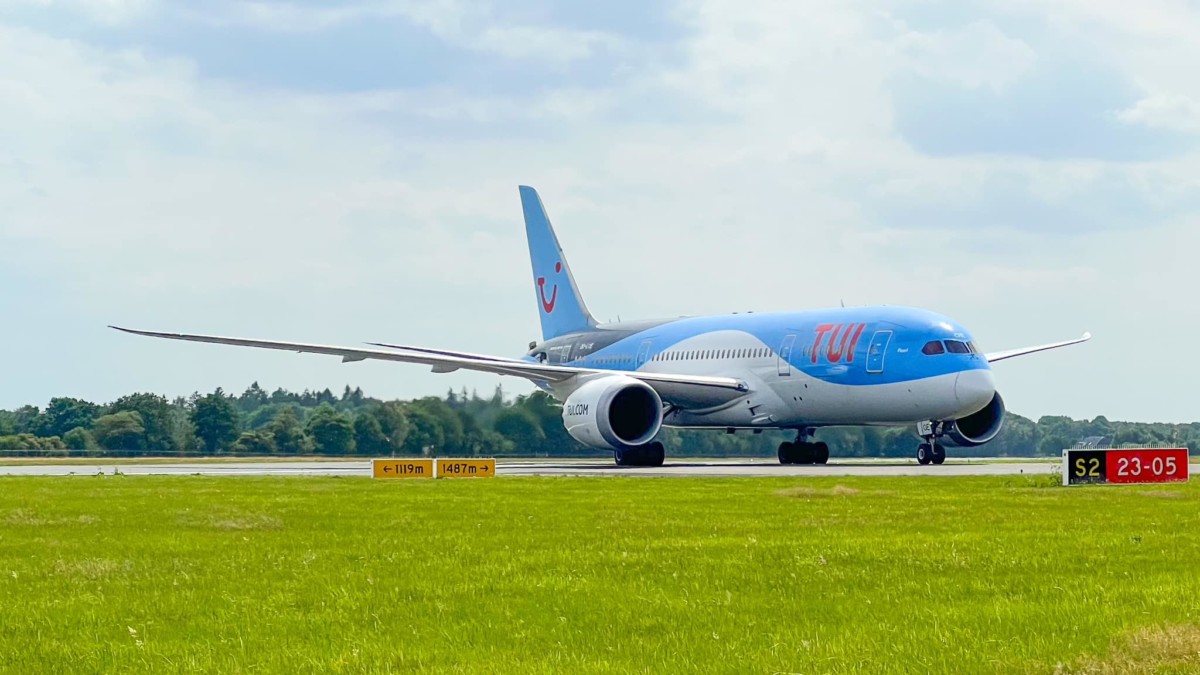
[915,421,947,465]
[614,442,665,467]
[778,430,829,465]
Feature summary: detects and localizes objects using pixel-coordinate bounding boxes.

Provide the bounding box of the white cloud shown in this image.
[5,0,156,24]
[893,20,1037,91]
[2,1,1200,422]
[1118,93,1200,132]
[179,0,625,64]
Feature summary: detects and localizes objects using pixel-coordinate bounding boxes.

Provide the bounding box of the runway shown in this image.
[0,458,1062,478]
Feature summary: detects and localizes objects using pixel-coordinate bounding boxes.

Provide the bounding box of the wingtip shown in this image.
[110,326,155,337]
[1082,331,1093,340]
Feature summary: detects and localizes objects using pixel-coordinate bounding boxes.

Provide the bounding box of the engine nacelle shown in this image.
[943,392,1006,447]
[562,376,664,451]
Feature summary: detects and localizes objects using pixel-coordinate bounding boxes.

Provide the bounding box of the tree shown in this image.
[110,393,178,453]
[63,427,99,453]
[306,404,355,454]
[370,402,410,454]
[12,405,47,436]
[353,414,387,456]
[342,386,365,407]
[267,407,312,454]
[231,431,277,455]
[237,382,269,413]
[463,428,513,457]
[402,406,445,456]
[514,391,581,456]
[92,411,146,451]
[408,398,464,454]
[493,407,545,454]
[191,389,241,454]
[43,398,99,438]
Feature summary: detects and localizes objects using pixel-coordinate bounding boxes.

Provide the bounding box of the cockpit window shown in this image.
[921,341,945,355]
[945,340,970,354]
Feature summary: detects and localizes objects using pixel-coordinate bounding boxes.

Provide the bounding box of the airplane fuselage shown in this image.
[527,305,995,430]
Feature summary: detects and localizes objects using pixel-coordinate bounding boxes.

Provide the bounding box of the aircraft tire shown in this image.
[917,443,932,465]
[931,443,946,465]
[778,442,795,465]
[645,442,665,467]
[814,442,830,465]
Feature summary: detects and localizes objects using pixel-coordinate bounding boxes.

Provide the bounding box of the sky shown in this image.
[2,0,1198,423]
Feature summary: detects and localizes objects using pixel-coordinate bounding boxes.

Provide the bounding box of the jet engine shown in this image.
[561,375,663,451]
[943,392,1006,447]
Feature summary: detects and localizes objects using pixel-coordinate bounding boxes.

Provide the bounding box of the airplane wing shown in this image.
[364,342,527,364]
[985,332,1091,363]
[110,327,748,405]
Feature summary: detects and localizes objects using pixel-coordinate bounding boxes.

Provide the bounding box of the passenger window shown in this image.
[921,341,945,355]
[946,340,970,354]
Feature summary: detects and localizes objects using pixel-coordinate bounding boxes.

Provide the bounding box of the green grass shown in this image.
[1,475,1198,673]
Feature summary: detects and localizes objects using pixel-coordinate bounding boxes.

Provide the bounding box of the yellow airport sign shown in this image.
[436,458,496,478]
[372,458,434,479]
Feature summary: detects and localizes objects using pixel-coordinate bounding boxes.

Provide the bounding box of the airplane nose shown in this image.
[955,369,995,409]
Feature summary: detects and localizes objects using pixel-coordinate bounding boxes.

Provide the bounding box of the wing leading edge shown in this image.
[985,332,1092,363]
[109,327,748,401]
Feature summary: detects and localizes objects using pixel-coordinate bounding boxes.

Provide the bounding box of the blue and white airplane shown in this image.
[114,186,1090,467]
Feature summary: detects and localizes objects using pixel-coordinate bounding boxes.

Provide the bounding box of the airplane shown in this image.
[112,186,1091,467]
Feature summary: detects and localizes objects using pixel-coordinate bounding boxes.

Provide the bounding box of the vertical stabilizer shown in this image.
[519,185,597,340]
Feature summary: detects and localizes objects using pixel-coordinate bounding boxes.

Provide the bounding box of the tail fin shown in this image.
[519,185,597,341]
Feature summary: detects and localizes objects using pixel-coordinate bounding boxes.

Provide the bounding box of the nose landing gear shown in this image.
[916,421,947,465]
[916,442,946,465]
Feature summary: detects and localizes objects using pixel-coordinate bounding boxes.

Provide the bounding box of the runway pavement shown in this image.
[0,458,1062,478]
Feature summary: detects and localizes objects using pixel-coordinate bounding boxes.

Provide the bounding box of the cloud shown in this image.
[6,0,156,24]
[2,0,1200,423]
[1118,94,1200,133]
[893,20,1037,91]
[180,0,627,64]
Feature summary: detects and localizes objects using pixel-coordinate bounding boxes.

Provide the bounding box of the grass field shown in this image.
[1,474,1198,673]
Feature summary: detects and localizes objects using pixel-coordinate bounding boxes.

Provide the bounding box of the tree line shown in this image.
[0,383,1196,457]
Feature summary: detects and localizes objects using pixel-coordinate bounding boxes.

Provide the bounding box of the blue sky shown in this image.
[2,0,1199,422]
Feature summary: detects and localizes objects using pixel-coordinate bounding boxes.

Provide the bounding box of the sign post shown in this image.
[1062,448,1189,486]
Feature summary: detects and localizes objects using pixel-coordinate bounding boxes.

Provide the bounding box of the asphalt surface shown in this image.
[0,458,1061,478]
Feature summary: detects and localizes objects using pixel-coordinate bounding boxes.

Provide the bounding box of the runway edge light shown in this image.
[372,458,435,479]
[436,458,497,478]
[1061,447,1189,486]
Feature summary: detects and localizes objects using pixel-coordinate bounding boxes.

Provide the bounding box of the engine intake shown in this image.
[943,392,1005,447]
[562,376,664,450]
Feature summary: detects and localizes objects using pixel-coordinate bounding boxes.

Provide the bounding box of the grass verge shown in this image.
[1,474,1197,673]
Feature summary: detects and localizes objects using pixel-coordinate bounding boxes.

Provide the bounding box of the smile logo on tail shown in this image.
[537,262,562,313]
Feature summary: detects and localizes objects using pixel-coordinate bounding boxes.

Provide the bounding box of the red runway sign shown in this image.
[1063,448,1189,485]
